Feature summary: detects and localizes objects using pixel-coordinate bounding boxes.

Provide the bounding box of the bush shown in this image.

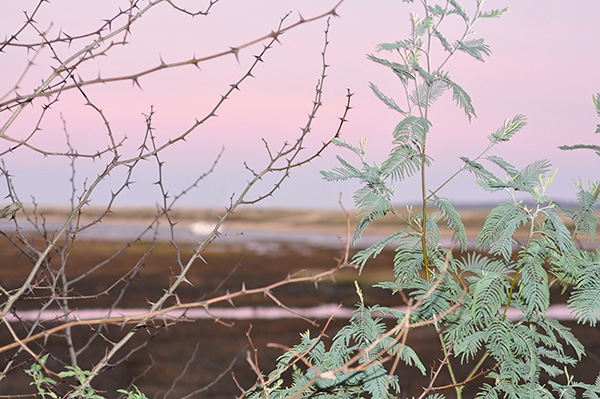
[2,1,599,398]
[249,2,600,398]
[0,1,350,397]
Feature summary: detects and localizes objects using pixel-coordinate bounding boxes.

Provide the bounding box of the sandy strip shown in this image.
[5,304,575,323]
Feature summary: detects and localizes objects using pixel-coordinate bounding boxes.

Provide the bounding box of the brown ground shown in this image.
[1,207,599,398]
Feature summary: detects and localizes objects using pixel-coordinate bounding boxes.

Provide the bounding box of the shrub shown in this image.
[249,1,600,398]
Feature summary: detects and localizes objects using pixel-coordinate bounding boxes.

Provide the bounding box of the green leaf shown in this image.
[489,115,527,143]
[477,202,528,261]
[517,245,550,316]
[471,272,509,325]
[363,363,393,399]
[539,317,585,360]
[461,156,503,188]
[409,80,447,108]
[427,5,448,17]
[353,231,406,273]
[320,155,363,182]
[369,82,406,114]
[568,263,600,326]
[397,345,426,375]
[412,14,434,38]
[331,137,365,157]
[439,73,476,120]
[393,237,426,283]
[448,0,470,22]
[545,210,577,257]
[456,38,492,61]
[432,28,453,52]
[380,146,424,182]
[558,144,600,156]
[454,330,486,363]
[457,252,511,275]
[376,40,411,52]
[594,93,600,133]
[484,318,512,360]
[485,155,518,175]
[353,195,391,243]
[392,115,431,147]
[432,196,468,250]
[478,8,509,19]
[368,54,415,84]
[413,63,435,83]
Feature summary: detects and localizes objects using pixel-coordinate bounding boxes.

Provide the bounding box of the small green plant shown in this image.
[249,1,600,398]
[25,355,58,399]
[24,355,148,399]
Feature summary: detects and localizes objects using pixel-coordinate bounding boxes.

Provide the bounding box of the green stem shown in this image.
[462,352,490,387]
[421,141,430,283]
[503,207,535,317]
[436,325,461,399]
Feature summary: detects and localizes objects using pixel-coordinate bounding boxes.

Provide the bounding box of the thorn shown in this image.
[131,76,142,90]
[270,31,282,44]
[230,47,240,63]
[179,275,194,286]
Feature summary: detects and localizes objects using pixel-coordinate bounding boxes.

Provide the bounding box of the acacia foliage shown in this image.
[251,1,600,398]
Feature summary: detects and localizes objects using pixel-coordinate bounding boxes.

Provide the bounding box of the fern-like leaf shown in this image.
[439,73,476,120]
[477,202,528,261]
[432,196,467,250]
[368,54,415,84]
[376,40,411,52]
[517,243,550,316]
[488,114,527,143]
[409,80,447,108]
[545,210,577,257]
[461,156,503,189]
[471,272,509,326]
[369,82,406,114]
[353,231,406,273]
[380,146,424,182]
[568,262,600,326]
[448,0,470,22]
[456,38,491,61]
[393,236,425,282]
[457,252,512,275]
[454,330,486,363]
[363,363,392,399]
[432,27,452,51]
[392,115,431,148]
[478,8,509,18]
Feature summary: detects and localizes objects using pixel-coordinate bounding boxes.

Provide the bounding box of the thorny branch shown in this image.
[0,0,352,396]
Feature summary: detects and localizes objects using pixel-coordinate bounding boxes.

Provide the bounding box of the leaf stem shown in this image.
[436,325,461,399]
[462,352,490,387]
[422,142,430,283]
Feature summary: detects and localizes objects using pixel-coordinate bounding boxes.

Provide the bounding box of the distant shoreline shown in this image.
[2,205,598,249]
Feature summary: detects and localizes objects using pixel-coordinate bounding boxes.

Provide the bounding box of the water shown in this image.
[5,304,577,323]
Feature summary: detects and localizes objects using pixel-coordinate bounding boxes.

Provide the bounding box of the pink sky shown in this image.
[1,1,599,210]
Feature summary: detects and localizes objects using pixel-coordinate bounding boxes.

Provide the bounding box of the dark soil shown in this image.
[1,237,599,398]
